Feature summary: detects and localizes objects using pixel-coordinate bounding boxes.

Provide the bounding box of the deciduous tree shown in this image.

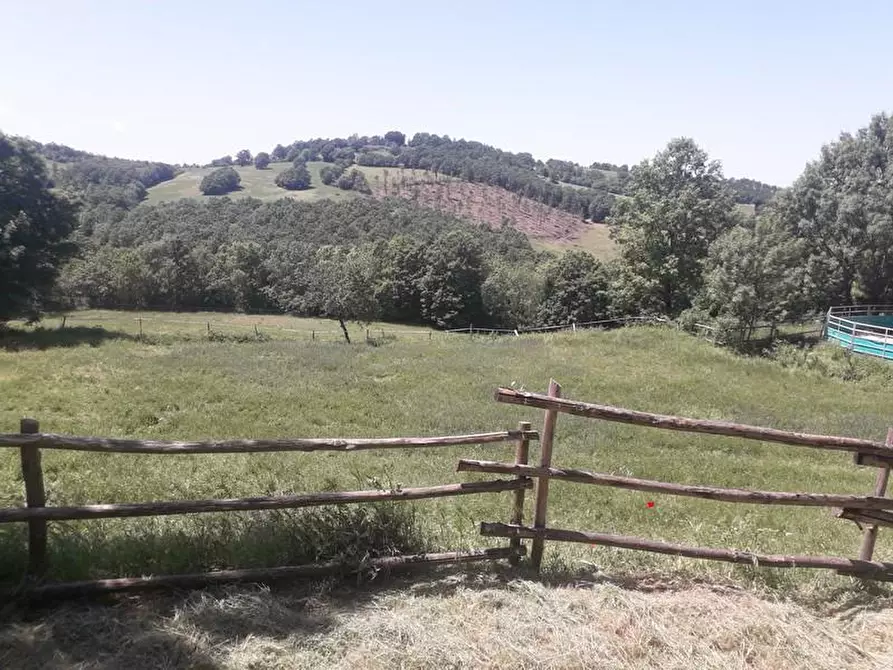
[275,162,312,190]
[692,216,809,340]
[235,149,252,166]
[199,166,241,195]
[776,112,893,306]
[0,134,78,321]
[610,138,736,316]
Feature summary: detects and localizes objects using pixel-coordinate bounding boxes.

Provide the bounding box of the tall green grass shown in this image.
[1,313,891,591]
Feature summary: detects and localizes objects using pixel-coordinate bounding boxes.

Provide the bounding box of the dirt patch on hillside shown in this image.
[3,571,892,669]
[369,169,590,244]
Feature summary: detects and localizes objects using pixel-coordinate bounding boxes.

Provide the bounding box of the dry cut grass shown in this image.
[2,571,893,669]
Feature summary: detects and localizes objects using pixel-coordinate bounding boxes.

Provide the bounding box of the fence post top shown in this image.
[20,418,39,434]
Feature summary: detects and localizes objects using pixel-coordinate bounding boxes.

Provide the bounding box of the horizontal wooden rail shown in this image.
[457,460,893,510]
[7,547,523,601]
[0,479,531,523]
[495,388,893,459]
[0,430,538,455]
[838,507,893,529]
[480,523,893,578]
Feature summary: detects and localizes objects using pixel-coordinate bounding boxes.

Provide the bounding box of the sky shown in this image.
[1,0,892,185]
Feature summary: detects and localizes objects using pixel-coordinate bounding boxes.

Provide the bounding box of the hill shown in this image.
[143,162,613,252]
[144,162,360,205]
[22,132,778,264]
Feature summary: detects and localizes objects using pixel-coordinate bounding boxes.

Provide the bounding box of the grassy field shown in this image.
[532,222,617,260]
[1,310,891,593]
[3,311,893,668]
[144,162,361,205]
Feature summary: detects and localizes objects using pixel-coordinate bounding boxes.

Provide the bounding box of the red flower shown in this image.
[646,501,655,508]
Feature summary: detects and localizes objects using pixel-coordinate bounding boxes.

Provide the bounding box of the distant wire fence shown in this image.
[691,319,825,347]
[8,308,828,348]
[445,316,670,336]
[12,310,673,344]
[32,313,436,343]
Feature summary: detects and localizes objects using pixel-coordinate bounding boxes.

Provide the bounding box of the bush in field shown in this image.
[336,169,371,194]
[275,162,312,190]
[199,166,241,195]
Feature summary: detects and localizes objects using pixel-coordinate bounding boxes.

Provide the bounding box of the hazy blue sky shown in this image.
[2,0,891,184]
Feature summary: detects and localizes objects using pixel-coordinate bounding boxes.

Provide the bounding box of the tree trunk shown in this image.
[338,318,351,344]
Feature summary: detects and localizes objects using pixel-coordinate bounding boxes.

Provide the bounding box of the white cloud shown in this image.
[111,120,126,133]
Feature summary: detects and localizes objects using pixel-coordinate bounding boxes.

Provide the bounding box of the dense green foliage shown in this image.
[725,177,778,207]
[274,162,312,190]
[320,163,345,185]
[691,217,808,339]
[11,113,893,341]
[774,112,893,307]
[235,149,252,167]
[675,112,893,338]
[336,168,371,194]
[610,138,737,316]
[0,135,79,321]
[254,152,270,169]
[199,166,241,195]
[59,197,563,328]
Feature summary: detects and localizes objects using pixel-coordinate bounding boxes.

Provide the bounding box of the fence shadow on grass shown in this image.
[0,503,427,594]
[0,326,136,352]
[5,556,893,670]
[0,504,428,669]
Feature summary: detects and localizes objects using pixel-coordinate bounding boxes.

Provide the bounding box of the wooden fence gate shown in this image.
[466,382,893,580]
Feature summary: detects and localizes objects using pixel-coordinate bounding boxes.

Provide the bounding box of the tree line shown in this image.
[55,196,617,333]
[3,112,890,339]
[609,114,893,340]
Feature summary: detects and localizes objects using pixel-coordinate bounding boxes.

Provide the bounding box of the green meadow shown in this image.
[1,312,890,592]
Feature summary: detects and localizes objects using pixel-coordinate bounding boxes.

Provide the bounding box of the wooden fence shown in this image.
[1,421,538,599]
[465,383,893,580]
[7,382,893,599]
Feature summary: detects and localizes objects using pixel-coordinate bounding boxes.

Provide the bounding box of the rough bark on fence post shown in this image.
[509,421,532,566]
[19,418,47,578]
[860,427,893,561]
[531,380,561,571]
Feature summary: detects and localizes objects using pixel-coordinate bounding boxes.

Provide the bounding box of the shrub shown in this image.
[254,152,271,170]
[199,166,241,195]
[337,169,371,194]
[275,163,312,190]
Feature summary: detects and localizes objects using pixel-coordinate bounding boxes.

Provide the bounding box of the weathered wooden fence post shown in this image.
[531,380,561,571]
[19,418,47,578]
[509,421,532,566]
[859,427,893,561]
